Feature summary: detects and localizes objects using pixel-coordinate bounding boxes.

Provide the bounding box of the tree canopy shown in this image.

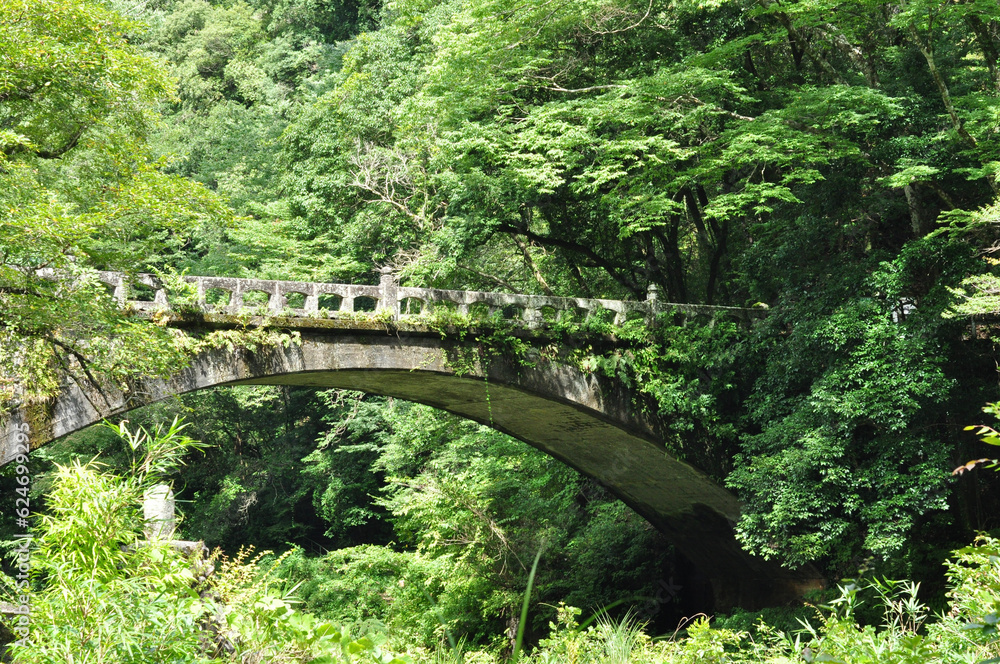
[267,0,1000,571]
[0,0,232,409]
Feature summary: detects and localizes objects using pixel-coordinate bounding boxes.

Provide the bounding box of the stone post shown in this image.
[144,484,176,540]
[377,267,399,320]
[646,283,659,320]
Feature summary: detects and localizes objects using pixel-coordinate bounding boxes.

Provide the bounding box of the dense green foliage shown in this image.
[0,0,235,408]
[1,422,415,663]
[26,387,682,642]
[119,0,1000,580]
[7,431,1000,662]
[9,0,1000,655]
[283,396,678,646]
[269,0,1000,575]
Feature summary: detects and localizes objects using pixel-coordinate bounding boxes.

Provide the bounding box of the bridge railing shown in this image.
[88,270,761,326]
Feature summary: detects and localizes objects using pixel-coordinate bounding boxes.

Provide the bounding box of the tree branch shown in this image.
[966,13,1000,93]
[568,262,595,299]
[759,0,848,85]
[496,223,644,298]
[908,22,996,194]
[541,84,624,94]
[814,22,881,87]
[511,234,554,295]
[45,335,111,408]
[585,0,654,35]
[457,264,518,291]
[35,124,86,159]
[908,23,977,148]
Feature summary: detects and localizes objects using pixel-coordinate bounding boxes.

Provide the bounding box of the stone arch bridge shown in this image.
[0,270,820,609]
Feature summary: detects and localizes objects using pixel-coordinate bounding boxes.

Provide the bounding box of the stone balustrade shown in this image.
[86,269,762,326]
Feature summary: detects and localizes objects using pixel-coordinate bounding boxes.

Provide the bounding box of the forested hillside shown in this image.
[6,0,1000,658]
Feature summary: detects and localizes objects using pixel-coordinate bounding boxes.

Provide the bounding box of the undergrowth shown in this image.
[263,535,1000,664]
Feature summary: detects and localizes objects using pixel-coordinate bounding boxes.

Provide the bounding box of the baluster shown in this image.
[112,276,126,306]
[304,288,319,313]
[267,283,282,313]
[229,283,244,312]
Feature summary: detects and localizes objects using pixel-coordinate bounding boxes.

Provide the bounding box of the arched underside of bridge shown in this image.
[1,328,822,610]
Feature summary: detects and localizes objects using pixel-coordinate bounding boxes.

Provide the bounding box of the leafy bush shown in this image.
[522,537,1000,664]
[0,420,412,664]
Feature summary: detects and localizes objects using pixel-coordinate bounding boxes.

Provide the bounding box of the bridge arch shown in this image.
[2,325,822,610]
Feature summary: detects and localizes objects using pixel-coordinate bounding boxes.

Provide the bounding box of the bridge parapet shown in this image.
[87,270,762,326]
